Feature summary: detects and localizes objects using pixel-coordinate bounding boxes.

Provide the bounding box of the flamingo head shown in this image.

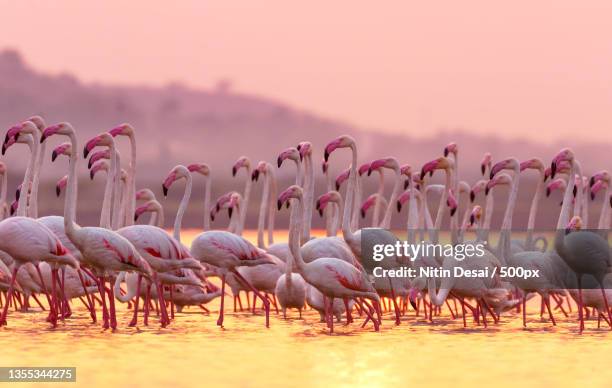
[187,163,211,178]
[9,199,18,216]
[480,152,492,176]
[277,147,300,168]
[469,205,483,227]
[565,216,583,235]
[1,133,18,155]
[315,190,340,216]
[4,121,38,153]
[87,149,111,168]
[447,189,458,217]
[360,194,378,218]
[162,165,190,197]
[443,142,458,157]
[519,158,544,173]
[214,191,235,213]
[411,172,423,190]
[420,157,452,179]
[490,158,519,179]
[590,180,608,201]
[397,190,411,212]
[486,173,512,195]
[358,162,370,176]
[546,178,567,198]
[227,192,241,218]
[321,159,329,174]
[55,175,69,197]
[135,188,156,201]
[278,185,303,210]
[27,115,46,132]
[90,160,110,180]
[335,168,350,191]
[134,200,162,222]
[84,132,114,158]
[589,170,610,188]
[470,180,487,202]
[232,156,250,177]
[551,148,574,178]
[108,123,134,137]
[324,135,355,162]
[296,141,312,161]
[368,157,399,176]
[41,122,73,143]
[251,161,267,182]
[52,142,72,162]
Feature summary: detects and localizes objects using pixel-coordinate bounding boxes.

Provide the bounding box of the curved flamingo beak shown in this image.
[323,138,342,162]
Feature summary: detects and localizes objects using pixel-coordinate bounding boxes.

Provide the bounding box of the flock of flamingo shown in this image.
[0,116,610,334]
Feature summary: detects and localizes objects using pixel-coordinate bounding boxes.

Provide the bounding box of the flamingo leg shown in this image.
[76,270,96,322]
[217,274,226,326]
[599,285,612,330]
[155,279,170,327]
[31,293,46,311]
[522,295,527,328]
[35,264,56,324]
[0,266,19,326]
[97,276,110,330]
[460,297,467,328]
[329,297,335,333]
[388,279,401,325]
[129,275,142,327]
[169,285,175,320]
[543,294,556,326]
[577,275,584,333]
[343,297,353,325]
[231,269,270,328]
[107,276,118,330]
[144,283,151,326]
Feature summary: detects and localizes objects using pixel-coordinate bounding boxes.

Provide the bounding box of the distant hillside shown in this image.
[0,49,609,229]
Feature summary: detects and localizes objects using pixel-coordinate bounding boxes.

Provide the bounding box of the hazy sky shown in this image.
[2,1,612,143]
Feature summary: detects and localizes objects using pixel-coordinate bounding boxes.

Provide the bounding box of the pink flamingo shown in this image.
[279,185,381,333]
[41,122,154,330]
[551,148,612,333]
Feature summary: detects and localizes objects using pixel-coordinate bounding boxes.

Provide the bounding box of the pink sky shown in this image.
[2,1,612,143]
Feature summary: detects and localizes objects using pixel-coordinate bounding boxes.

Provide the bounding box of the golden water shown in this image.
[2,230,612,388]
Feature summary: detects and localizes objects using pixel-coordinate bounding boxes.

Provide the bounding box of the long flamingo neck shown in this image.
[288,196,306,274]
[17,131,39,217]
[525,169,544,248]
[99,144,115,229]
[174,173,192,242]
[499,167,520,262]
[65,131,80,240]
[111,151,123,230]
[372,172,385,226]
[203,174,211,231]
[342,144,358,241]
[257,172,270,248]
[572,162,583,219]
[598,183,611,230]
[380,167,400,229]
[266,169,277,245]
[406,183,419,244]
[29,137,45,218]
[556,160,577,229]
[301,154,313,243]
[554,160,577,258]
[124,134,136,227]
[240,167,252,233]
[0,171,6,219]
[432,170,451,242]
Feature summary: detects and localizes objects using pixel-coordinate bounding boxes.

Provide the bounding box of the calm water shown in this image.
[2,230,612,388]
